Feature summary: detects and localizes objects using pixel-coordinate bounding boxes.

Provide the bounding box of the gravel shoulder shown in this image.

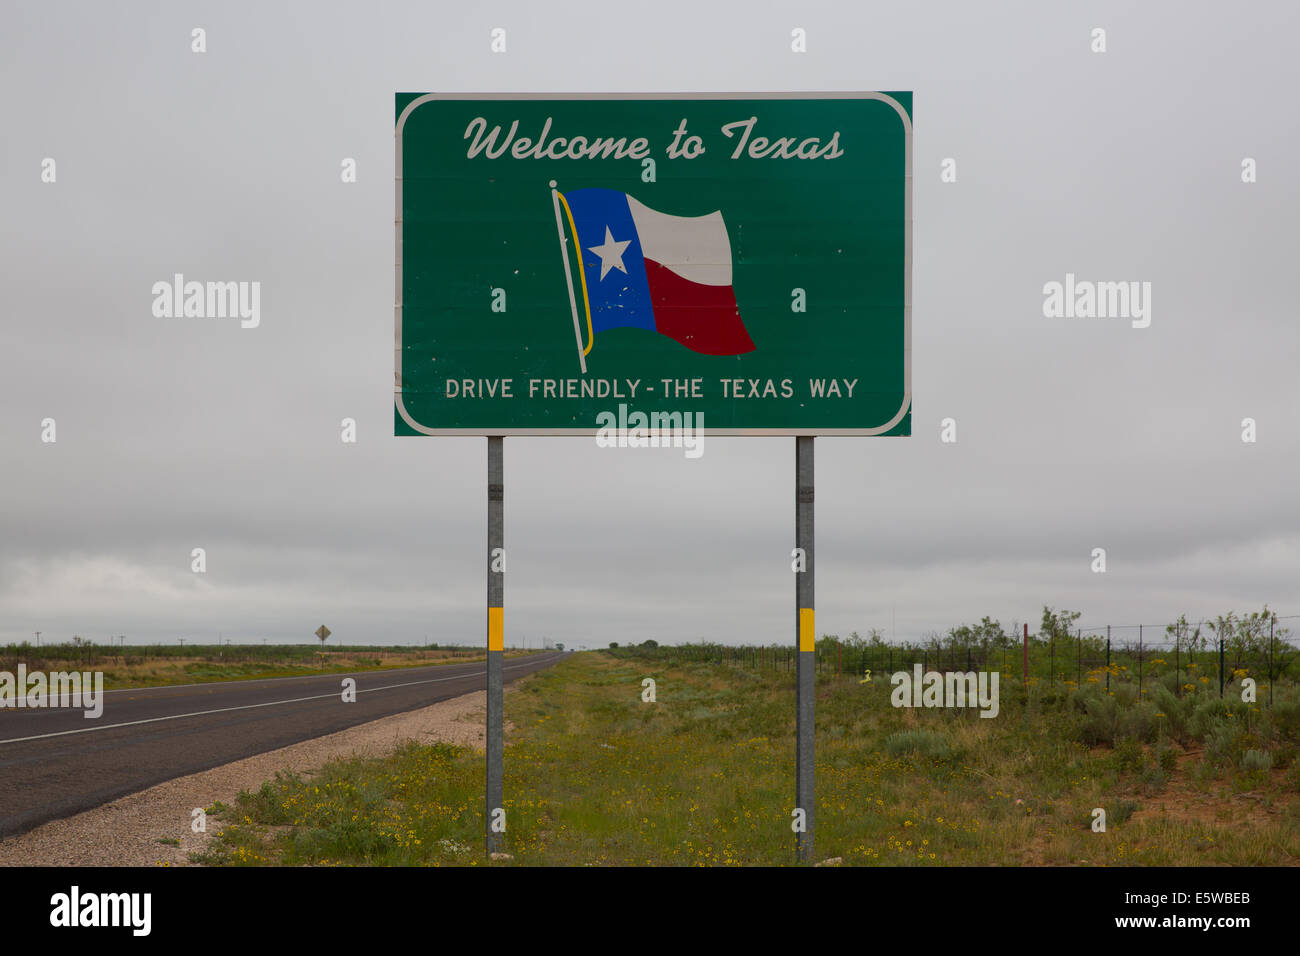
[0,685,515,867]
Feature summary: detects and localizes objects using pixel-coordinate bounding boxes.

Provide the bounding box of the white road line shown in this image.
[0,657,557,746]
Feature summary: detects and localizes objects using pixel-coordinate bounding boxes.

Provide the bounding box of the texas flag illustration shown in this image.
[554,186,755,365]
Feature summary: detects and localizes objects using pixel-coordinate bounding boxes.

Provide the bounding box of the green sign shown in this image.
[395,93,911,436]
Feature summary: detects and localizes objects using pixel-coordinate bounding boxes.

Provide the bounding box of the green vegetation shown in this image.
[604,605,1296,691]
[196,647,1300,867]
[0,643,536,690]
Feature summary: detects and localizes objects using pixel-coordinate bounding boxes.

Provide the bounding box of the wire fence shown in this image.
[610,617,1300,707]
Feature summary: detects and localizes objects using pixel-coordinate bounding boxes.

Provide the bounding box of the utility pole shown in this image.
[35,631,41,648]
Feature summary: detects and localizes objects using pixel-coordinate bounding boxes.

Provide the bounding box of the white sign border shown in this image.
[395,91,911,437]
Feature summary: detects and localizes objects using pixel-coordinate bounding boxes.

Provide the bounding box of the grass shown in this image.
[0,647,538,690]
[194,652,1300,866]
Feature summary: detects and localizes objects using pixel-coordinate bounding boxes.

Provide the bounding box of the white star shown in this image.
[587,226,632,281]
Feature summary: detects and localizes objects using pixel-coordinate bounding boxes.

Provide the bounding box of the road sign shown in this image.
[315,625,331,640]
[395,92,911,436]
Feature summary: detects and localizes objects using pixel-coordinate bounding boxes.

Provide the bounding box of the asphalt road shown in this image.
[0,652,565,838]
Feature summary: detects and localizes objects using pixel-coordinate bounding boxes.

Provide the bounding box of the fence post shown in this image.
[1175,623,1180,697]
[1270,616,1275,708]
[1138,624,1143,700]
[1050,636,1054,688]
[1106,626,1111,692]
[1219,638,1225,699]
[1023,623,1029,688]
[1076,629,1082,685]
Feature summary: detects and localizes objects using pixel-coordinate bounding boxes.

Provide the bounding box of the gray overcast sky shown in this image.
[2,1,1297,648]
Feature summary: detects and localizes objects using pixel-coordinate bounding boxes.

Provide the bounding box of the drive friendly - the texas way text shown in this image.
[443,377,861,399]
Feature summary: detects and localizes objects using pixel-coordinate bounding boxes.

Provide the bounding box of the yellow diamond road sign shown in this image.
[315,625,331,640]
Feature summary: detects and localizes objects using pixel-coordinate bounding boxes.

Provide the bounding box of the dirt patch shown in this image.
[0,685,517,867]
[1131,760,1294,829]
[1131,785,1235,828]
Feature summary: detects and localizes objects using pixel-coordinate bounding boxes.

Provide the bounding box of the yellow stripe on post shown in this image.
[488,607,504,651]
[799,608,815,652]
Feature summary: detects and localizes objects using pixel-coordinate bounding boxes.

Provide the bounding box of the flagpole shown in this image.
[550,181,587,374]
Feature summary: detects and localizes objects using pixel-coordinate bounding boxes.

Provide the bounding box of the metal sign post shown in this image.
[795,436,815,862]
[315,625,331,668]
[487,437,504,855]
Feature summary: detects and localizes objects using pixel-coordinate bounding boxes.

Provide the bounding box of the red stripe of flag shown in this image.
[643,259,755,356]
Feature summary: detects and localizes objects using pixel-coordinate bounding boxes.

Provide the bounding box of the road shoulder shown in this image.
[0,686,515,867]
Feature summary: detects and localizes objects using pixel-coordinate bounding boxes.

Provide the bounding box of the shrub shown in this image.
[1111,799,1140,826]
[1188,698,1240,740]
[1078,693,1119,745]
[1272,743,1296,770]
[1115,736,1144,772]
[1157,670,1183,695]
[1150,685,1194,743]
[1155,743,1179,773]
[1272,698,1300,736]
[1240,750,1273,773]
[884,729,951,761]
[1140,765,1169,791]
[240,772,302,825]
[1118,701,1159,743]
[1205,724,1240,768]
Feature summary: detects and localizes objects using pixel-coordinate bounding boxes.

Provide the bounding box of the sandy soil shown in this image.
[0,686,515,867]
